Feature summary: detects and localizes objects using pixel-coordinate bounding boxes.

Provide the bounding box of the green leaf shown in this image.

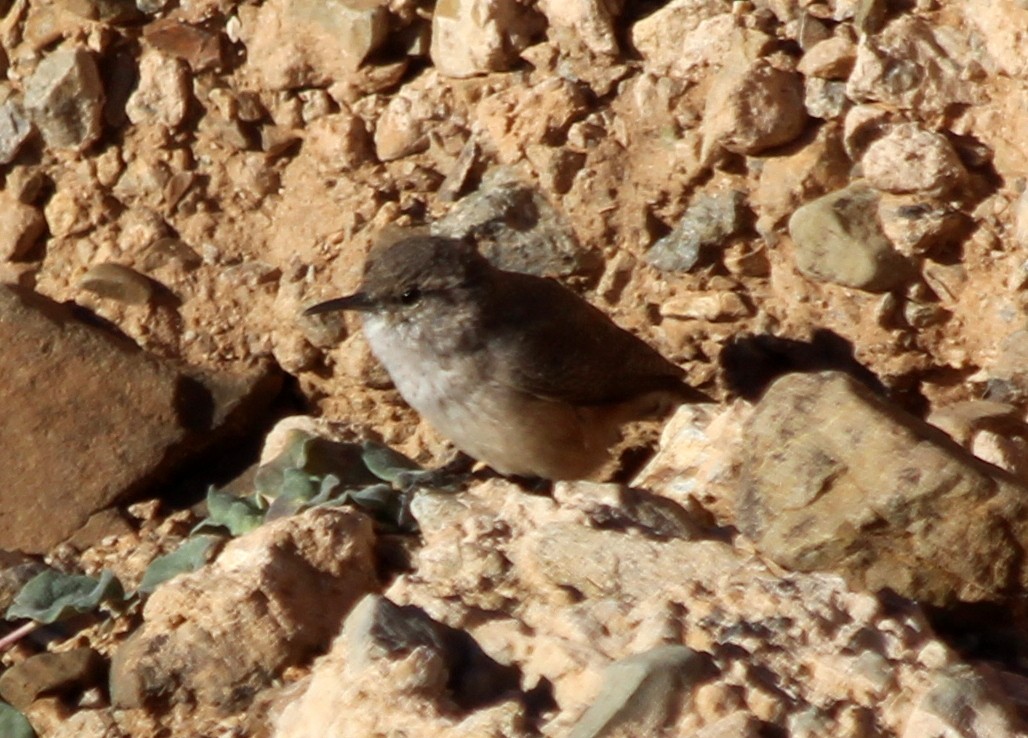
[196,487,265,536]
[6,570,123,624]
[361,441,422,483]
[138,535,223,594]
[0,701,35,738]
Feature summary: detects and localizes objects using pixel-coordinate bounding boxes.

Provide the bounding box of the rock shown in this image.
[57,0,141,23]
[738,371,1028,606]
[960,0,1028,79]
[110,507,377,710]
[47,710,124,738]
[630,0,733,76]
[242,0,390,89]
[797,35,855,79]
[373,89,435,161]
[928,400,1028,483]
[1015,188,1028,250]
[796,36,856,80]
[701,60,807,158]
[568,646,712,738]
[0,648,105,710]
[24,46,104,150]
[646,190,746,272]
[142,15,225,72]
[125,49,191,128]
[788,181,909,292]
[537,0,620,57]
[842,102,893,160]
[901,667,1026,738]
[985,330,1028,404]
[77,263,156,305]
[0,551,48,612]
[751,126,850,230]
[392,477,1025,736]
[0,197,45,261]
[44,180,105,239]
[433,168,596,278]
[0,98,33,165]
[0,286,281,553]
[660,291,752,322]
[302,112,372,171]
[862,123,967,196]
[877,197,967,258]
[474,77,589,164]
[846,17,979,118]
[803,77,847,119]
[272,594,529,737]
[430,0,543,78]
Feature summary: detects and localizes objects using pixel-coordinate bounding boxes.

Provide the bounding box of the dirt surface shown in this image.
[4,0,1028,735]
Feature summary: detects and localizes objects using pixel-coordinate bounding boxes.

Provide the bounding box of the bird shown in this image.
[304,234,708,481]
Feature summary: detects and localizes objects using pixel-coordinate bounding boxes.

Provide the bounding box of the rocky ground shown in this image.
[2,0,1028,736]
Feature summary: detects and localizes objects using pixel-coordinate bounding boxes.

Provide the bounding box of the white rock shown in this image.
[430,0,542,78]
[861,123,967,195]
[630,0,729,75]
[537,0,620,56]
[846,17,980,117]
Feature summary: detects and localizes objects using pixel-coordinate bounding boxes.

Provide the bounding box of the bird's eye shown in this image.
[399,287,421,305]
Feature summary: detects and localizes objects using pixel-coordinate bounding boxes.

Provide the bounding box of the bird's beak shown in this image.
[303,292,376,316]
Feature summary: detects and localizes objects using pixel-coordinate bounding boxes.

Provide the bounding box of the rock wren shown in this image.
[305,235,708,480]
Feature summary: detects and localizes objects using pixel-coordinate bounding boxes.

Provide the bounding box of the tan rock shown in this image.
[386,476,1026,736]
[242,0,389,89]
[738,371,1028,606]
[0,198,45,261]
[701,60,807,157]
[630,0,733,76]
[876,195,968,258]
[126,49,191,128]
[846,17,980,119]
[901,667,1026,738]
[303,112,373,170]
[273,594,529,738]
[751,125,850,229]
[961,0,1028,79]
[111,507,377,710]
[861,123,967,195]
[537,0,621,57]
[796,35,856,80]
[430,0,543,78]
[373,90,436,161]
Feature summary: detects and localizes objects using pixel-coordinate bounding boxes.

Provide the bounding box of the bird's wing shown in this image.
[483,272,704,407]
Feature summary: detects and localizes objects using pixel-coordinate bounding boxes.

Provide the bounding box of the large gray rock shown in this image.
[0,286,281,553]
[24,46,104,150]
[739,371,1028,606]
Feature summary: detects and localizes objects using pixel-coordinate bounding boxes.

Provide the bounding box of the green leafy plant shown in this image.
[137,535,224,594]
[0,701,35,738]
[5,570,123,624]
